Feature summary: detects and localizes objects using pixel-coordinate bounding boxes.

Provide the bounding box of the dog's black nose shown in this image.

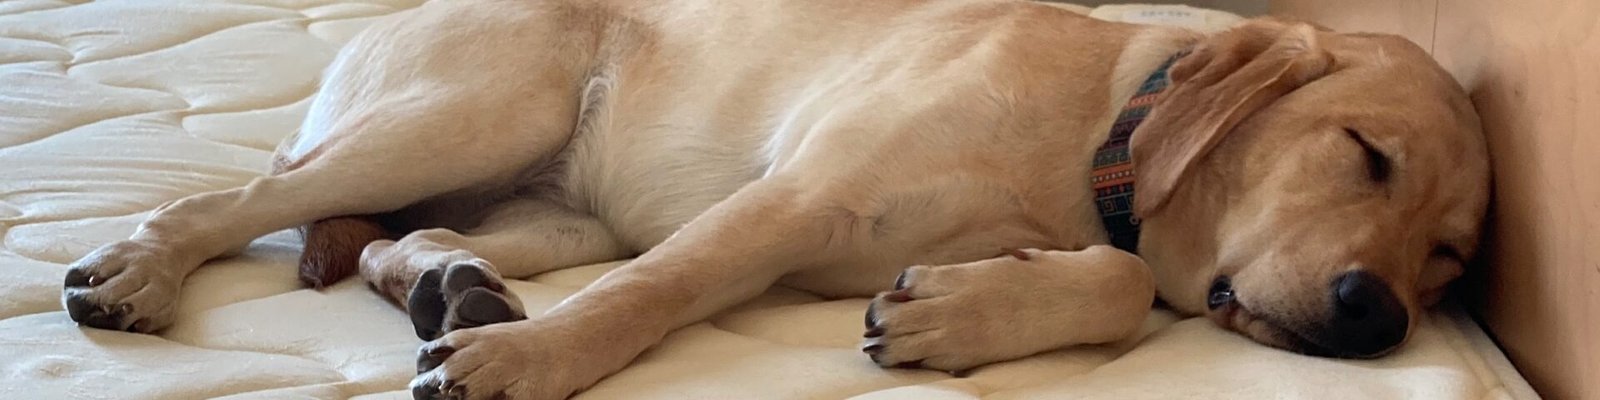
[1325,270,1409,357]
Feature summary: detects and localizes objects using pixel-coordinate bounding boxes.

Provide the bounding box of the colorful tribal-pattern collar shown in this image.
[1091,52,1184,253]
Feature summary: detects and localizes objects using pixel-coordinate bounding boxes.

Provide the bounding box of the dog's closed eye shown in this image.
[1345,128,1390,183]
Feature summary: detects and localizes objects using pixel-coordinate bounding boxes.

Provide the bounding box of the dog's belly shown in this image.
[552,4,854,253]
[551,102,1057,299]
[555,114,769,253]
[558,123,1076,298]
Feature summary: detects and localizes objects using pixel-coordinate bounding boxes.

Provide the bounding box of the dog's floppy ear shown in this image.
[1131,20,1331,215]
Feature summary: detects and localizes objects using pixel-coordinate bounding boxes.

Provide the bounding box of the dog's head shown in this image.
[1130,18,1489,358]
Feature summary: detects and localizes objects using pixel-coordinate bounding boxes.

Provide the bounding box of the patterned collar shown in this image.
[1091,52,1185,253]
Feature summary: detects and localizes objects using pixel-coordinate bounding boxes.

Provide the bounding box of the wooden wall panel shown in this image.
[1433,1,1600,399]
[1273,1,1600,399]
[1268,0,1436,51]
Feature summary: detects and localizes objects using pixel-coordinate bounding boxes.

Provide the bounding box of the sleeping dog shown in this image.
[60,0,1490,398]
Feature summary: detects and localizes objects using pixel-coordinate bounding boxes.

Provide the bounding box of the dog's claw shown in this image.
[412,380,440,400]
[441,379,463,398]
[864,301,879,329]
[126,318,150,333]
[418,344,454,373]
[862,344,883,354]
[67,297,130,331]
[428,345,455,357]
[864,327,884,338]
[883,289,913,303]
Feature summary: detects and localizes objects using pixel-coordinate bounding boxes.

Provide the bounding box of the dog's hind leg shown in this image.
[360,198,631,340]
[62,0,612,333]
[62,83,589,333]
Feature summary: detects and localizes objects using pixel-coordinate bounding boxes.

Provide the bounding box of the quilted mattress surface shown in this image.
[0,1,1541,399]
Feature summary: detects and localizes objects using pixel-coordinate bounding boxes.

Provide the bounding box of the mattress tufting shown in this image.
[0,1,1541,399]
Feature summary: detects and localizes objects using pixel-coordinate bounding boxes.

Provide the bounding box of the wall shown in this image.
[1272,1,1600,400]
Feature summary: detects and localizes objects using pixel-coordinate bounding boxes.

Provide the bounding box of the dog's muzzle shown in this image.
[1206,270,1409,358]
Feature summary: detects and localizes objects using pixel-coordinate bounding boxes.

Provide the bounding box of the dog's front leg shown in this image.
[863,245,1155,373]
[410,178,845,400]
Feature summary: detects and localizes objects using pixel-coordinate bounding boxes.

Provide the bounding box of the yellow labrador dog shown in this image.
[61,0,1489,398]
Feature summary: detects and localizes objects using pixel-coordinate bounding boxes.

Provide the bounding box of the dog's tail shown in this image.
[272,140,391,288]
[297,216,389,288]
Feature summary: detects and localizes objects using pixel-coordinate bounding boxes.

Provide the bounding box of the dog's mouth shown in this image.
[1204,276,1400,359]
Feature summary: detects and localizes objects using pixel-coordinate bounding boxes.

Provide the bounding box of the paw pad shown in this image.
[407,260,527,340]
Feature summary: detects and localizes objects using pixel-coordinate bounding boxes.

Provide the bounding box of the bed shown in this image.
[0,1,1541,399]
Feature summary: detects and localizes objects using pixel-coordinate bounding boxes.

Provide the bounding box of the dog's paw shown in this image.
[862,247,1154,373]
[411,323,588,400]
[61,240,185,333]
[408,259,527,341]
[861,263,1003,373]
[860,249,1085,372]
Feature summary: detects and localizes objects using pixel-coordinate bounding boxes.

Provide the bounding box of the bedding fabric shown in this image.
[0,1,1541,399]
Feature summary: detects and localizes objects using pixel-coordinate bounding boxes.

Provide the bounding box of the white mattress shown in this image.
[0,1,1541,399]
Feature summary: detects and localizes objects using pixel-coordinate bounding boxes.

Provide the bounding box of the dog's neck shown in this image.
[1091,52,1186,253]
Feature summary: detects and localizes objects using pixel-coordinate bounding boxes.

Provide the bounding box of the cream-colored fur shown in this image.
[60,0,1489,399]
